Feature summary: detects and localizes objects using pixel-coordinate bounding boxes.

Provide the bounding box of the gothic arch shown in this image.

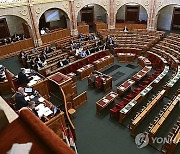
[115,0,149,15]
[75,0,108,19]
[35,5,70,25]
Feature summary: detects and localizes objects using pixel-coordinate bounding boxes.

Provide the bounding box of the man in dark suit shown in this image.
[15,87,28,110]
[18,68,31,84]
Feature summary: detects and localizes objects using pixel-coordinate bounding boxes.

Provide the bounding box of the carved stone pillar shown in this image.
[28,0,42,46]
[69,0,78,36]
[147,0,157,30]
[109,0,115,29]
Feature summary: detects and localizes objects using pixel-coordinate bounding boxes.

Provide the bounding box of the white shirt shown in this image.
[40,30,46,35]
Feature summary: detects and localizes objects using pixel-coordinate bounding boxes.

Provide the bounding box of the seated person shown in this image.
[34,62,43,71]
[19,50,25,58]
[85,49,91,56]
[62,58,69,66]
[28,101,39,117]
[90,48,95,54]
[15,87,28,110]
[89,73,97,87]
[103,42,108,50]
[31,48,38,54]
[40,28,46,35]
[75,47,81,56]
[3,38,8,45]
[35,55,42,63]
[21,35,26,40]
[0,65,6,82]
[18,68,32,84]
[45,46,53,54]
[8,37,13,43]
[70,39,74,45]
[57,60,64,68]
[39,52,47,62]
[109,37,114,45]
[45,27,50,33]
[80,50,87,58]
[123,26,128,32]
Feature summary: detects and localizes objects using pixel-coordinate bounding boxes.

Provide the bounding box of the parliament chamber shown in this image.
[0,0,180,154]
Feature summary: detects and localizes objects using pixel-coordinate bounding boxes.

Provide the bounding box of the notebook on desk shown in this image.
[50,75,63,83]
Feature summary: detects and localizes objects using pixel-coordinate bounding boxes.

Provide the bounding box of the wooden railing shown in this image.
[0,38,34,60]
[41,29,71,44]
[72,91,87,109]
[116,23,147,30]
[60,87,76,140]
[78,25,89,34]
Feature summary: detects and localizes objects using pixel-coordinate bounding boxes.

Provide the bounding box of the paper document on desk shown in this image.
[103,99,109,103]
[32,75,41,81]
[25,69,31,74]
[27,80,37,87]
[44,107,53,116]
[110,93,116,98]
[38,97,45,103]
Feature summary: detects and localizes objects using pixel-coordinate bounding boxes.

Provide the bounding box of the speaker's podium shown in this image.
[47,72,76,102]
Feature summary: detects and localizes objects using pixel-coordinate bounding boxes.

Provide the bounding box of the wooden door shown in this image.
[125,5,140,22]
[80,6,94,25]
[0,18,10,39]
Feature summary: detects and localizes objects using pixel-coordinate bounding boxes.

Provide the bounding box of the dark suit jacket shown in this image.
[15,93,28,110]
[18,72,29,84]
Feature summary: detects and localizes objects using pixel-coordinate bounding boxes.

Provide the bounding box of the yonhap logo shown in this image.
[135,133,149,149]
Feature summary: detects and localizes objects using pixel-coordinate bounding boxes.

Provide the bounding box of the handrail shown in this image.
[60,87,76,140]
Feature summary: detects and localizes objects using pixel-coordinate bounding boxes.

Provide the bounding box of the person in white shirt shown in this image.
[40,28,46,35]
[123,26,128,32]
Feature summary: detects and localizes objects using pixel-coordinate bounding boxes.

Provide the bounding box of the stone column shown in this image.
[69,0,78,36]
[147,0,157,30]
[28,0,42,46]
[108,0,116,29]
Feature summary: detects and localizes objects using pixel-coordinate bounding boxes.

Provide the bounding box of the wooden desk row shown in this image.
[119,85,153,124]
[137,56,151,67]
[93,54,114,71]
[117,53,136,63]
[152,47,179,71]
[50,50,109,76]
[0,38,34,60]
[161,118,180,154]
[130,89,166,136]
[117,79,135,96]
[88,70,112,92]
[77,25,89,34]
[148,94,180,139]
[115,23,147,30]
[114,48,142,56]
[77,64,94,80]
[41,28,70,44]
[132,66,152,82]
[96,91,118,115]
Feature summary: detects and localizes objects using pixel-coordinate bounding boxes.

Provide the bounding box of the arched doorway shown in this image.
[77,4,107,32]
[156,5,180,33]
[116,3,148,24]
[0,15,31,39]
[39,8,69,33]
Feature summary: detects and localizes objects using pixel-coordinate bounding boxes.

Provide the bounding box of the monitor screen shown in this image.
[45,10,60,22]
[24,87,33,93]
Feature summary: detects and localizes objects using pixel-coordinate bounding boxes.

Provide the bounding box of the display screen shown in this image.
[45,10,60,22]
